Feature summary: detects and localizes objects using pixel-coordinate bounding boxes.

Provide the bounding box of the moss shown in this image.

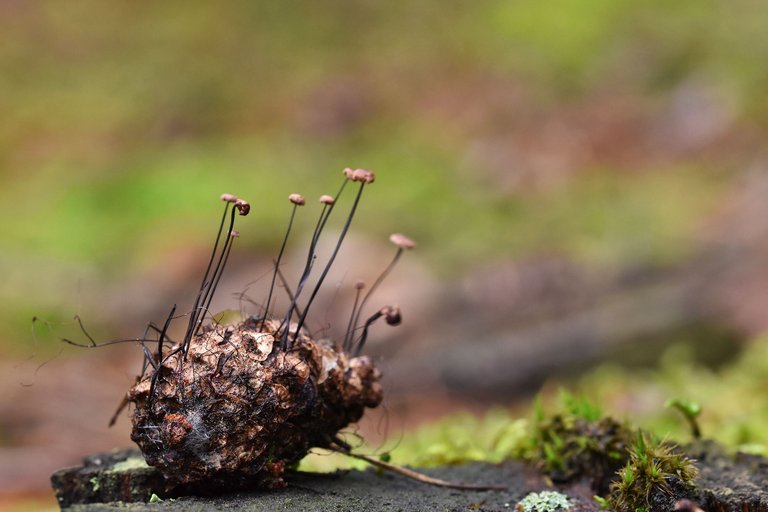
[108,457,150,474]
[299,408,530,472]
[524,392,634,494]
[607,432,698,512]
[576,338,768,454]
[383,409,530,468]
[665,399,702,439]
[523,391,700,507]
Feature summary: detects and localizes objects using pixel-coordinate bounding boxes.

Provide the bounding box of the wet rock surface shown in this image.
[51,449,599,512]
[52,442,768,511]
[687,441,768,512]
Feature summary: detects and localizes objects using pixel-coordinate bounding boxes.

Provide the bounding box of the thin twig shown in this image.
[330,439,507,491]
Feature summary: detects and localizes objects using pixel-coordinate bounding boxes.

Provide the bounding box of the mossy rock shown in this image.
[52,442,768,511]
[52,449,602,511]
[51,450,167,508]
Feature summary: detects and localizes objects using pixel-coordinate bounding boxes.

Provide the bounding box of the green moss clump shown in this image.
[607,432,697,512]
[525,391,699,506]
[525,392,633,493]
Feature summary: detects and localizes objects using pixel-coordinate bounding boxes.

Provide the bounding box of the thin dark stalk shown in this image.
[183,205,237,358]
[306,205,330,267]
[156,304,177,363]
[108,394,130,427]
[199,232,236,332]
[193,207,237,330]
[310,180,347,251]
[61,337,166,348]
[343,284,364,352]
[261,204,298,329]
[353,309,384,356]
[138,343,156,372]
[145,322,177,345]
[181,203,229,354]
[292,182,365,345]
[346,248,403,351]
[148,344,185,411]
[278,180,348,342]
[137,312,183,378]
[275,266,305,322]
[138,322,156,378]
[73,315,96,347]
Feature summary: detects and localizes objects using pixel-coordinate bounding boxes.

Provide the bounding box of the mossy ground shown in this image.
[297,337,768,509]
[51,354,768,510]
[346,336,768,469]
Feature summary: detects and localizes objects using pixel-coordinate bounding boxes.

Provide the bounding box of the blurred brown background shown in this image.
[2,1,768,509]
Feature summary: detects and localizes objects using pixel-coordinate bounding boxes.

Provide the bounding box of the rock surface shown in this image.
[52,444,768,511]
[51,449,599,512]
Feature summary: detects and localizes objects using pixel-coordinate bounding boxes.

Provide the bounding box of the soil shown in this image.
[51,442,768,511]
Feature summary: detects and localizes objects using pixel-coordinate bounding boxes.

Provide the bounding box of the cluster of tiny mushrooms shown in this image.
[64,168,504,491]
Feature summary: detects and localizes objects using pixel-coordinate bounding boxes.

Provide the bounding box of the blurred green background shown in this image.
[4,0,765,343]
[2,1,768,509]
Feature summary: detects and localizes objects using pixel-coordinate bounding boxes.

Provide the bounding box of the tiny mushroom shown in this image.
[384,305,401,326]
[352,168,375,184]
[389,233,416,250]
[289,193,306,206]
[235,199,250,216]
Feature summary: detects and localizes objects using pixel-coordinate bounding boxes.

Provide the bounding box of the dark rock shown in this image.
[51,449,599,512]
[692,447,768,512]
[52,442,768,511]
[51,449,168,508]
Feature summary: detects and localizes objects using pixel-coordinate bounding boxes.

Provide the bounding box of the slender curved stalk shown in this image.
[261,204,298,329]
[292,182,365,345]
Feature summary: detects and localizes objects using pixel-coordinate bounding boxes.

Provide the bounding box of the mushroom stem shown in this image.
[345,248,403,350]
[353,305,400,356]
[181,201,231,355]
[275,265,306,322]
[156,304,177,365]
[353,309,384,356]
[278,181,347,344]
[291,181,365,345]
[343,282,365,352]
[184,205,238,357]
[200,230,238,326]
[261,203,299,329]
